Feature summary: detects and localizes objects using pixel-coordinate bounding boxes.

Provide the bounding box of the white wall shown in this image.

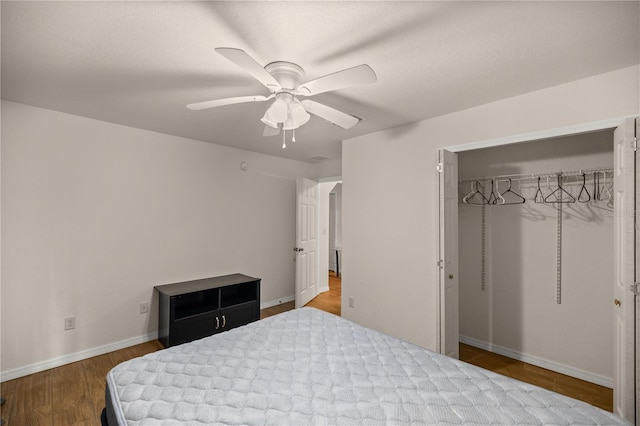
[0,101,320,379]
[458,131,614,385]
[342,65,639,350]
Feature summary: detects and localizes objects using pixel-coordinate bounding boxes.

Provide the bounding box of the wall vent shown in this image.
[308,155,328,163]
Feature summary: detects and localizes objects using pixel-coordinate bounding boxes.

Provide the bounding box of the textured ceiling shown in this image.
[2,1,639,163]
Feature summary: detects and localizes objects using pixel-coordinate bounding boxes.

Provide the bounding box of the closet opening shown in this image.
[457,129,615,394]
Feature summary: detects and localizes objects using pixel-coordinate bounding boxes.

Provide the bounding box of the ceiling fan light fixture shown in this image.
[290,101,310,127]
[267,98,288,123]
[260,111,278,128]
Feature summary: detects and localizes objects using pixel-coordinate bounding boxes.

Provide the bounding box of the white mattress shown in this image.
[106,307,629,425]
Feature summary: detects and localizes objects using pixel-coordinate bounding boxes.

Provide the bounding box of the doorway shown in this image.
[457,130,614,384]
[438,117,638,422]
[314,180,342,314]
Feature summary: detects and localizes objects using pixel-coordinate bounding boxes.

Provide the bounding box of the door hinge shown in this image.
[633,137,638,151]
[437,259,444,269]
[631,282,640,295]
[436,163,443,173]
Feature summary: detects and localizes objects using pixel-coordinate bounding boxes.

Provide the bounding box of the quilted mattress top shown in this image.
[107,307,629,425]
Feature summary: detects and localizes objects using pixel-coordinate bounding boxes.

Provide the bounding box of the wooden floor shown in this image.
[1,272,612,425]
[460,343,612,412]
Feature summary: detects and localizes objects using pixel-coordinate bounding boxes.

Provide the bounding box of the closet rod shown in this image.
[459,167,612,185]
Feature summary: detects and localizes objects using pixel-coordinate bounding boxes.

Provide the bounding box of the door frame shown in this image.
[437,115,637,421]
[318,178,342,293]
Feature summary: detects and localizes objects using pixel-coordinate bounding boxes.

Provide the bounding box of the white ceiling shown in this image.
[2,1,639,163]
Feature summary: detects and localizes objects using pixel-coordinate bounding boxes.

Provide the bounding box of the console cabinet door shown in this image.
[220,302,259,332]
[172,310,219,346]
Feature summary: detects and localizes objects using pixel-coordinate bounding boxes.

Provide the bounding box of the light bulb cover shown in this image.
[268,98,288,123]
[260,111,278,128]
[290,101,310,127]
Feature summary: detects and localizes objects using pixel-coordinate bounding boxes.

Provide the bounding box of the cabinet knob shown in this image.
[614,299,621,306]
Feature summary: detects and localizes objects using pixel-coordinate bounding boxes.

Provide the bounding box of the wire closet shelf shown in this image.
[458,167,613,206]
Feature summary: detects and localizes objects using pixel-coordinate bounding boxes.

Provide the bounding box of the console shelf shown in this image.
[155,273,261,347]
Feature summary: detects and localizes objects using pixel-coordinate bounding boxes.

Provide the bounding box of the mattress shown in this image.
[105,307,629,425]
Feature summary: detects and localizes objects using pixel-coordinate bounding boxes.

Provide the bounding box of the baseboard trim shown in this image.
[259,295,295,310]
[3,298,298,382]
[459,335,612,388]
[1,332,158,382]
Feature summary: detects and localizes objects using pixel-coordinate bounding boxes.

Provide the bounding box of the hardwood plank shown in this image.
[13,370,53,418]
[51,362,95,425]
[6,407,53,426]
[52,407,96,426]
[305,272,341,315]
[81,353,117,418]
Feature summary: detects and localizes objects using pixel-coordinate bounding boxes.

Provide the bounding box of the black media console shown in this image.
[155,273,261,347]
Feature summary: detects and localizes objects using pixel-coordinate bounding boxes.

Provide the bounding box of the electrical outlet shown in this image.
[348,297,355,308]
[139,301,149,314]
[64,316,76,330]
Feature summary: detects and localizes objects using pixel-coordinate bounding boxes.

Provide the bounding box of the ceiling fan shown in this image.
[187,48,377,148]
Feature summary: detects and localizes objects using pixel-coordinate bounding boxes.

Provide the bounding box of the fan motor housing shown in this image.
[264,61,305,90]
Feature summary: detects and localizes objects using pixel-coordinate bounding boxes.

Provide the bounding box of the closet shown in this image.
[457,129,614,387]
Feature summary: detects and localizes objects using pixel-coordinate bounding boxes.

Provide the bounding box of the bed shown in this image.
[104,307,629,425]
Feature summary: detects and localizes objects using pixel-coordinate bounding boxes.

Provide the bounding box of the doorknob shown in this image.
[614,299,621,306]
[448,274,454,279]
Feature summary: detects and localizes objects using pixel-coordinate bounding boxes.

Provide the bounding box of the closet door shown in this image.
[613,117,636,422]
[438,149,459,358]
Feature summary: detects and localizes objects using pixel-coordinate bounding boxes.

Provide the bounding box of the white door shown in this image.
[295,177,318,308]
[612,118,636,422]
[438,149,459,358]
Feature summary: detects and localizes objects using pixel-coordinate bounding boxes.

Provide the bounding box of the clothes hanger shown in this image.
[544,174,576,204]
[498,178,526,205]
[534,177,545,203]
[462,180,490,205]
[600,171,614,207]
[577,173,591,203]
[487,179,504,205]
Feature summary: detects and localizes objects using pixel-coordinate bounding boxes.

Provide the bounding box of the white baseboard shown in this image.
[1,331,158,382]
[260,294,295,310]
[318,286,330,293]
[459,335,612,388]
[2,298,298,382]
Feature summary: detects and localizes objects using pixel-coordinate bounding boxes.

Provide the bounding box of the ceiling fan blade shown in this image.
[263,124,281,137]
[215,47,281,92]
[186,95,271,111]
[301,100,360,129]
[297,64,377,96]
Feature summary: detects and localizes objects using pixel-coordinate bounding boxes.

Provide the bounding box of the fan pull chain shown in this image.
[292,128,296,143]
[282,129,286,149]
